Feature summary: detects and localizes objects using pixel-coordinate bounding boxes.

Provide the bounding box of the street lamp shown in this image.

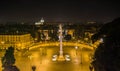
[75,46,78,56]
[80,47,83,64]
[39,48,43,64]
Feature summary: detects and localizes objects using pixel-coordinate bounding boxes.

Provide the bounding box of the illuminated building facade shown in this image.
[0,33,33,50]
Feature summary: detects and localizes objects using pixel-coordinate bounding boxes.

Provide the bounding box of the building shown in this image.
[0,33,33,50]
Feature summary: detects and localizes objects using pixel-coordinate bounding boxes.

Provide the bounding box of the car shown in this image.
[52,55,57,61]
[65,54,70,57]
[65,57,71,61]
[53,55,57,58]
[65,54,71,61]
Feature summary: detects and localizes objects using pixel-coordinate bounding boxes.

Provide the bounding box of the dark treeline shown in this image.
[91,17,120,71]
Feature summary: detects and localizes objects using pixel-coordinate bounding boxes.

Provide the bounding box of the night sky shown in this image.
[0,0,120,23]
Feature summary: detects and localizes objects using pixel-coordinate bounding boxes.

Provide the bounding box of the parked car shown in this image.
[52,54,57,61]
[65,54,71,61]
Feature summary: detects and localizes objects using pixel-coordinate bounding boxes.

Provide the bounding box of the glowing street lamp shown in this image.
[75,46,78,49]
[75,46,78,56]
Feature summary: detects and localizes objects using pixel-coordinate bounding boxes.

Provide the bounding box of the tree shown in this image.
[1,47,19,71]
[64,34,72,41]
[92,31,120,71]
[91,17,120,43]
[91,17,120,71]
[32,66,36,71]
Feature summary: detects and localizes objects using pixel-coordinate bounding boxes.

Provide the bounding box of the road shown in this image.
[14,46,93,71]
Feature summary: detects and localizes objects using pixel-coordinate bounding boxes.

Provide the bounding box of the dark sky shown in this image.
[0,0,120,23]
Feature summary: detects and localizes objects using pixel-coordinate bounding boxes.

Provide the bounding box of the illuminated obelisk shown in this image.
[58,24,65,61]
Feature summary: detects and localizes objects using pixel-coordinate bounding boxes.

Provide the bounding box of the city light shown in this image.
[0,22,99,71]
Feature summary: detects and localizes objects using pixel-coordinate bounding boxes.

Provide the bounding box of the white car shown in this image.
[52,55,57,61]
[53,55,57,58]
[65,55,71,61]
[65,55,70,57]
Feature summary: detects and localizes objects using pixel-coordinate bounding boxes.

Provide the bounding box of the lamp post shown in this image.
[80,47,83,64]
[75,46,78,56]
[40,48,42,64]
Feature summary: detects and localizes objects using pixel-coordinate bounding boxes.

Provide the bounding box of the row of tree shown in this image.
[91,17,120,71]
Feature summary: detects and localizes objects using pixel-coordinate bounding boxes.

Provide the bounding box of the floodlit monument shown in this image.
[57,24,65,61]
[52,24,71,61]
